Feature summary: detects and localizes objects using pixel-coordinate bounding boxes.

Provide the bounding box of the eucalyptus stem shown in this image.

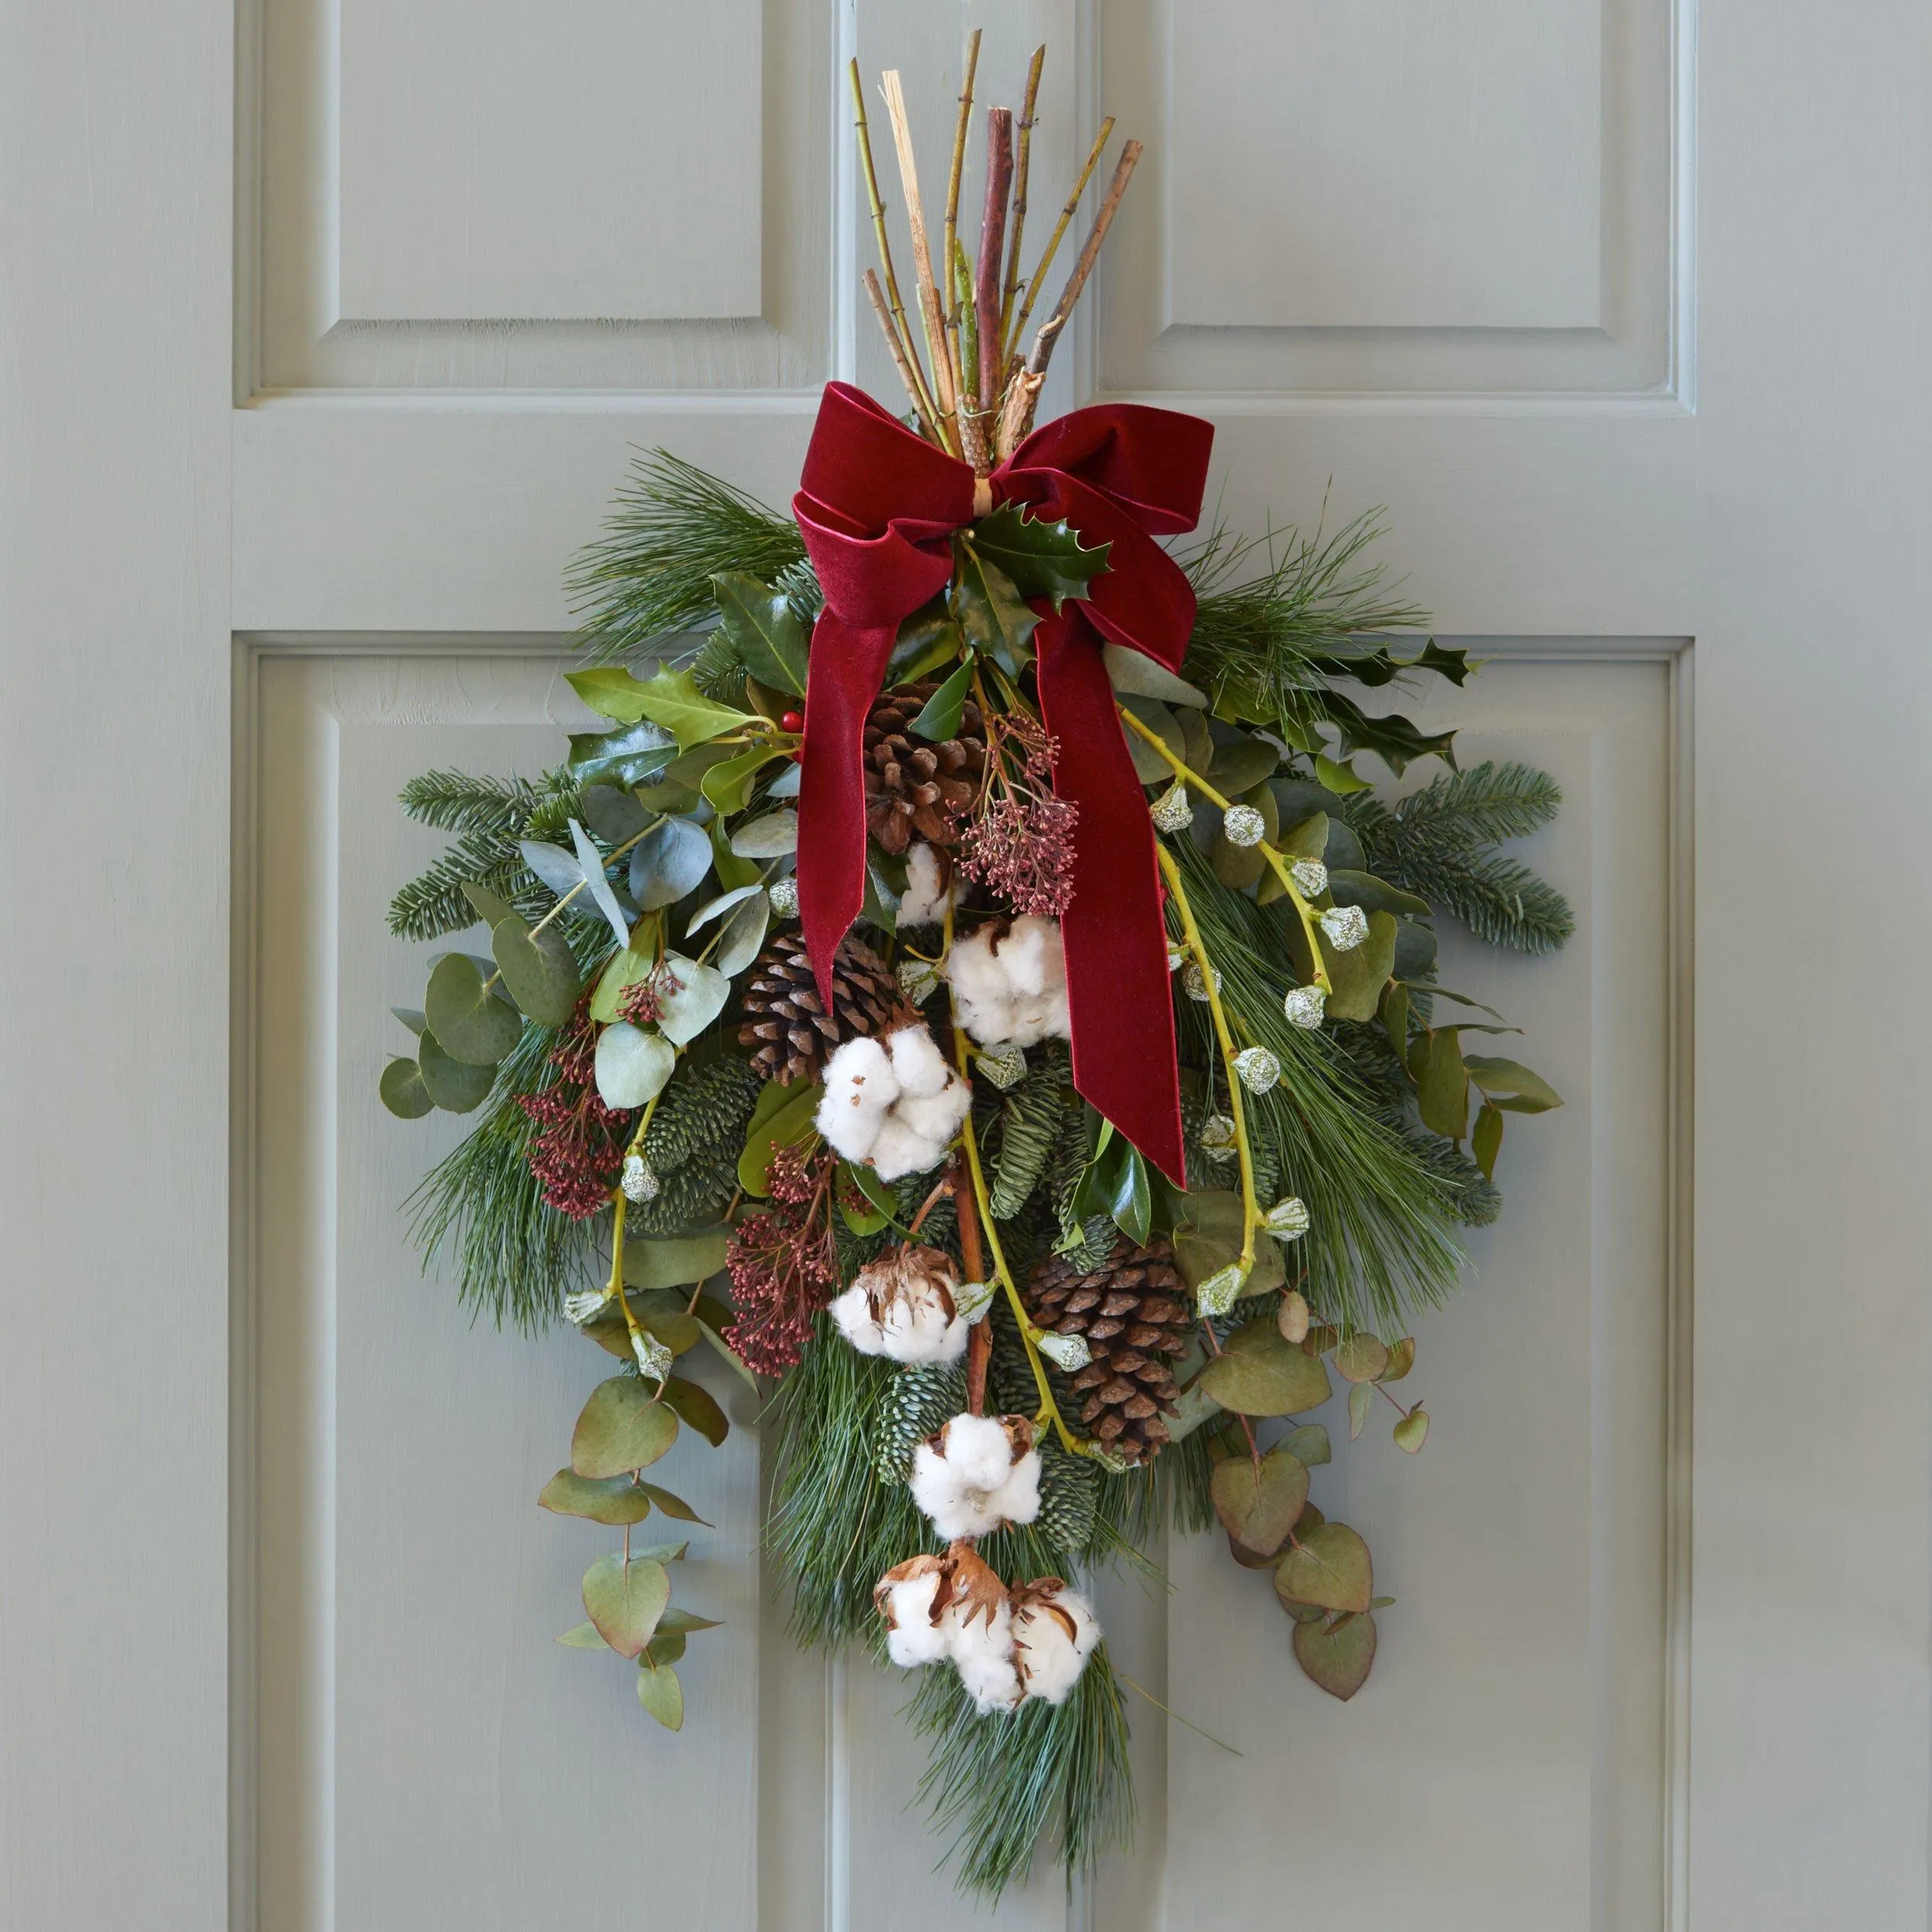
[1156,846,1260,1286]
[1117,705,1333,995]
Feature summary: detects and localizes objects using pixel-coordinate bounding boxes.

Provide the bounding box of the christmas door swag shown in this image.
[380,39,1568,1897]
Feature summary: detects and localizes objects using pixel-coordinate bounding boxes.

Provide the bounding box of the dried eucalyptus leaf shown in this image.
[582,1552,670,1658]
[1210,1445,1310,1558]
[539,1468,655,1526]
[1275,1522,1373,1616]
[1293,1608,1378,1700]
[570,1376,679,1478]
[1196,1320,1332,1416]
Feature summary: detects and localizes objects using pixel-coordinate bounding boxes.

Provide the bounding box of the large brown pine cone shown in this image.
[1024,1237,1192,1464]
[865,680,986,855]
[738,930,910,1086]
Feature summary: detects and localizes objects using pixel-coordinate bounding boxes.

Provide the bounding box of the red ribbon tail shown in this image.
[1036,611,1188,1186]
[797,613,894,1005]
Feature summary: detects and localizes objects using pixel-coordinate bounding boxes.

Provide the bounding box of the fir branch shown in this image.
[387,767,582,943]
[399,767,546,832]
[567,451,808,664]
[1391,759,1563,844]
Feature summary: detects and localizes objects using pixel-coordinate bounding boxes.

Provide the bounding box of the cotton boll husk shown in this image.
[867,1116,947,1182]
[879,1571,954,1668]
[897,843,951,927]
[1012,1584,1101,1705]
[937,1413,1019,1491]
[884,1024,954,1099]
[828,1283,888,1355]
[949,1603,1023,1713]
[985,1447,1043,1527]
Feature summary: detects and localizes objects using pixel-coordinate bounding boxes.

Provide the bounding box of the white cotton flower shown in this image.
[1319,904,1370,951]
[951,1602,1024,1713]
[815,1025,970,1179]
[1290,858,1328,897]
[1284,985,1327,1030]
[896,842,952,927]
[886,1024,954,1097]
[829,1245,970,1366]
[1012,1583,1102,1706]
[910,1413,1043,1541]
[945,917,1072,1049]
[876,1564,956,1669]
[816,1035,899,1162]
[767,874,800,919]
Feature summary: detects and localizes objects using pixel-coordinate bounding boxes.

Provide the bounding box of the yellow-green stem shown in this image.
[1156,845,1260,1286]
[1117,705,1333,995]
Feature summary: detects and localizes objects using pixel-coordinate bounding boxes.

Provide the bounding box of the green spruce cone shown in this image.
[987,1046,1070,1219]
[1035,1440,1099,1557]
[641,1056,762,1175]
[870,1361,969,1482]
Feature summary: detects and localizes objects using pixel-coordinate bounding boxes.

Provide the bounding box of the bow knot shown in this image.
[793,381,1214,1182]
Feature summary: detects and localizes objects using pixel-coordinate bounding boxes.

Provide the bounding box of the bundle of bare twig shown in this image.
[850,38,1141,475]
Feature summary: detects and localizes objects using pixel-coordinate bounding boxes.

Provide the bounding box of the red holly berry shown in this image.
[781,710,804,733]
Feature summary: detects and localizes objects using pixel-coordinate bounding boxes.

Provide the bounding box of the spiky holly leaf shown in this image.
[710,571,810,696]
[971,502,1111,608]
[953,542,1039,677]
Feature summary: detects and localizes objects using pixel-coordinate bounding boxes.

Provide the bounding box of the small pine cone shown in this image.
[870,1359,970,1481]
[738,930,910,1086]
[864,680,987,855]
[1023,1237,1192,1464]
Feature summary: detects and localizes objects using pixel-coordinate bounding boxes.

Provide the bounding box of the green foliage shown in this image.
[1344,760,1575,954]
[389,767,583,943]
[567,451,810,664]
[624,1056,763,1237]
[986,1046,1071,1219]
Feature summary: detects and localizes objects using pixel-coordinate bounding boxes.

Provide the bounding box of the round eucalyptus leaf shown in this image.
[636,1658,684,1730]
[643,1631,688,1667]
[582,1552,669,1658]
[571,1376,679,1479]
[729,808,798,859]
[1196,1320,1332,1417]
[424,953,522,1066]
[580,782,651,846]
[459,880,519,930]
[1274,1522,1373,1616]
[1334,1332,1391,1384]
[417,1030,494,1113]
[1210,1445,1310,1559]
[1293,1609,1378,1701]
[379,1055,434,1120]
[1393,1404,1430,1453]
[629,816,713,911]
[594,1022,675,1109]
[492,914,581,1026]
[655,956,730,1046]
[539,1468,655,1526]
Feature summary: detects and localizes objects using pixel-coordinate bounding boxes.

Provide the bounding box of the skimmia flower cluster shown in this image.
[957,707,1078,918]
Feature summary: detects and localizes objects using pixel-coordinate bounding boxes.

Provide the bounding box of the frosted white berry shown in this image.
[1284,985,1327,1029]
[1221,803,1267,848]
[1196,1263,1247,1317]
[631,1330,673,1383]
[1165,942,1186,974]
[896,955,940,1005]
[1150,784,1192,832]
[976,1042,1028,1090]
[1265,1196,1312,1240]
[1182,960,1220,1002]
[1198,1112,1238,1158]
[1036,1330,1092,1372]
[767,874,800,918]
[1319,904,1370,951]
[563,1288,608,1326]
[621,1152,660,1203]
[1234,1046,1281,1094]
[1290,858,1328,896]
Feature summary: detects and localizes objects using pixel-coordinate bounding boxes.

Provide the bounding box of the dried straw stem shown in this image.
[1004,114,1114,377]
[998,46,1046,349]
[941,29,981,353]
[1021,141,1142,380]
[865,269,943,440]
[881,70,960,454]
[849,59,939,432]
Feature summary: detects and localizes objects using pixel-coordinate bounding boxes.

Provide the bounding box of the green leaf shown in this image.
[1326,869,1434,919]
[424,953,522,1066]
[1347,1380,1372,1440]
[580,783,651,846]
[711,571,809,696]
[568,718,680,790]
[1471,1101,1504,1179]
[1334,1332,1390,1383]
[1109,1144,1153,1247]
[655,1604,723,1634]
[1322,690,1459,775]
[459,880,519,929]
[910,656,975,742]
[1206,737,1279,796]
[701,744,784,815]
[571,1377,680,1478]
[539,1468,655,1526]
[953,542,1040,675]
[638,1483,712,1526]
[1319,909,1399,1022]
[837,1160,893,1236]
[696,1317,760,1394]
[1313,753,1371,795]
[1393,1404,1430,1453]
[1117,694,1186,787]
[971,502,1110,607]
[887,597,964,685]
[738,1079,823,1193]
[659,1375,730,1447]
[417,1030,494,1113]
[379,1056,434,1120]
[716,892,770,978]
[1413,1028,1471,1141]
[644,1631,688,1667]
[566,666,660,723]
[556,1621,611,1650]
[655,954,730,1046]
[631,1540,689,1563]
[390,1006,427,1036]
[1210,1445,1311,1557]
[636,1658,685,1730]
[1281,1423,1331,1468]
[491,915,580,1026]
[1277,813,1329,862]
[1101,642,1207,708]
[590,916,662,1024]
[629,817,713,910]
[1196,1320,1332,1417]
[568,818,634,954]
[1275,1521,1373,1615]
[585,666,757,751]
[594,1022,675,1109]
[1379,1337,1416,1383]
[686,883,762,934]
[1293,1608,1378,1700]
[1463,1056,1563,1114]
[729,809,798,858]
[582,1553,670,1658]
[623,1230,730,1291]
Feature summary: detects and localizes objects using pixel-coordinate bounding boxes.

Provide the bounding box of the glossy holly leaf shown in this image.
[1101,642,1206,708]
[1312,753,1372,795]
[971,502,1111,607]
[458,881,519,930]
[655,954,730,1046]
[417,1031,493,1112]
[379,1056,434,1119]
[910,656,975,742]
[571,1376,679,1478]
[1294,1608,1378,1700]
[1275,1521,1373,1615]
[567,718,680,791]
[659,1376,729,1447]
[712,571,810,696]
[424,953,522,1066]
[953,542,1039,676]
[636,1659,685,1730]
[581,665,756,751]
[582,1553,670,1658]
[1464,1056,1563,1114]
[565,666,657,723]
[1211,1445,1310,1558]
[594,1022,675,1109]
[491,914,580,1026]
[1197,1320,1332,1417]
[1320,689,1458,776]
[1109,1144,1153,1247]
[539,1468,655,1526]
[630,816,713,910]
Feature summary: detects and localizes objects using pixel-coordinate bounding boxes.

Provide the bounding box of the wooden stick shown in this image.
[849,60,938,430]
[881,70,959,454]
[998,46,1046,352]
[1004,114,1114,376]
[1023,140,1141,380]
[941,29,981,396]
[865,269,942,441]
[973,107,1015,474]
[954,1151,990,1416]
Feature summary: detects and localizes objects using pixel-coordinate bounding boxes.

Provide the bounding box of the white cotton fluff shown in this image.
[879,1568,955,1668]
[828,1282,968,1366]
[815,1025,972,1181]
[910,1414,1043,1541]
[950,1601,1024,1713]
[896,843,952,927]
[944,917,1072,1049]
[1012,1585,1102,1706]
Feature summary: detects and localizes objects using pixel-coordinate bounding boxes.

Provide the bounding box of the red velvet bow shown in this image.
[794,380,1213,1185]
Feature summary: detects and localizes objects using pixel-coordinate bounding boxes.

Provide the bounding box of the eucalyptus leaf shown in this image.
[686,883,763,933]
[652,954,729,1045]
[1117,693,1185,786]
[1293,1608,1377,1700]
[379,1056,434,1120]
[623,1230,730,1291]
[491,915,580,1026]
[636,1659,684,1730]
[729,810,798,859]
[1472,1100,1504,1178]
[1275,1522,1373,1615]
[1394,1405,1430,1452]
[590,917,661,1025]
[766,760,802,799]
[594,1023,675,1109]
[519,838,586,901]
[659,1376,730,1447]
[1208,737,1279,795]
[458,881,519,930]
[1334,1332,1390,1384]
[638,1484,712,1526]
[1281,1423,1331,1468]
[629,816,713,910]
[655,1604,723,1634]
[389,1006,427,1036]
[1101,643,1207,708]
[556,1621,611,1650]
[716,892,770,977]
[1319,909,1399,1022]
[1210,1445,1310,1558]
[1463,1056,1563,1113]
[1276,813,1329,862]
[1196,1321,1332,1416]
[579,783,651,846]
[570,818,634,953]
[1413,1028,1471,1141]
[1327,869,1434,918]
[1348,1379,1372,1440]
[539,1468,655,1526]
[417,1031,493,1113]
[582,1553,670,1658]
[571,1377,679,1479]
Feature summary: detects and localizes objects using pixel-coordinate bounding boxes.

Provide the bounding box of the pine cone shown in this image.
[1024,1237,1192,1464]
[738,930,910,1086]
[864,680,986,855]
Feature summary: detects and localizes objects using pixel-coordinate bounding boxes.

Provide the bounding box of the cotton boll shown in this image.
[816,1036,899,1162]
[985,1446,1043,1529]
[877,1292,968,1366]
[897,843,952,927]
[885,1023,954,1098]
[828,1283,889,1355]
[895,1084,971,1145]
[997,917,1055,996]
[1012,1583,1101,1705]
[910,1413,1029,1540]
[910,1444,1005,1540]
[940,1413,1020,1491]
[949,1603,1023,1713]
[875,1562,954,1669]
[867,1116,946,1182]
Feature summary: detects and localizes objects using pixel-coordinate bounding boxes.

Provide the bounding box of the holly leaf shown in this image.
[582,1553,670,1658]
[1274,1521,1373,1615]
[971,502,1111,607]
[1108,1144,1153,1247]
[1318,689,1459,776]
[953,541,1039,676]
[888,597,964,685]
[567,718,680,790]
[580,665,757,752]
[1294,1608,1378,1700]
[711,572,809,697]
[910,656,975,742]
[570,1376,679,1478]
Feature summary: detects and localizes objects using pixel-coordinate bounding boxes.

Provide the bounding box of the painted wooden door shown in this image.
[5,3,1930,1929]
